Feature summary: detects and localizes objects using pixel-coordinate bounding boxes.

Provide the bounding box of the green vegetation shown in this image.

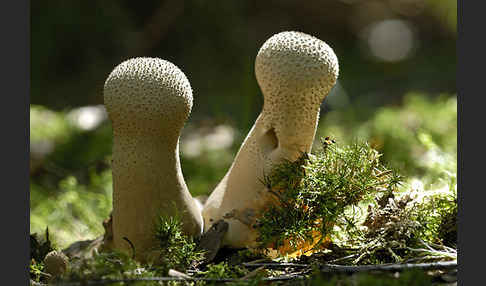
[29,106,237,248]
[318,93,457,185]
[255,138,456,264]
[30,171,113,247]
[66,251,142,282]
[413,187,457,247]
[30,1,456,283]
[29,259,45,283]
[150,214,205,274]
[30,201,456,284]
[256,139,402,253]
[29,230,55,283]
[29,91,457,284]
[30,215,202,284]
[199,262,248,279]
[350,188,457,265]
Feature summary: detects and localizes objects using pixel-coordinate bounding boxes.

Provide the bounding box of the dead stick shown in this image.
[319,261,457,273]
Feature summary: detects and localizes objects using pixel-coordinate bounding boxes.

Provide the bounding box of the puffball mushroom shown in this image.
[43,250,69,278]
[202,31,339,248]
[104,57,203,260]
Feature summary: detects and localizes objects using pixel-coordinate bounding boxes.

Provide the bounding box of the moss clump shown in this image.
[149,214,205,274]
[65,251,141,281]
[354,193,426,264]
[326,173,456,264]
[60,214,205,284]
[255,138,402,254]
[30,170,113,249]
[200,262,248,279]
[356,179,457,263]
[254,137,457,264]
[437,203,457,247]
[413,190,457,247]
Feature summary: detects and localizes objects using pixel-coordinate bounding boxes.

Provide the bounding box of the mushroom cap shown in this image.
[104,57,193,133]
[254,31,339,151]
[255,31,339,104]
[43,250,69,277]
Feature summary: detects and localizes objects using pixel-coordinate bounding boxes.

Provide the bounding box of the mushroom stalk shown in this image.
[202,31,339,248]
[104,57,203,261]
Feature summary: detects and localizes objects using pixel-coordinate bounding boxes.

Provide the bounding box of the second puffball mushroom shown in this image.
[202,31,339,248]
[104,57,203,261]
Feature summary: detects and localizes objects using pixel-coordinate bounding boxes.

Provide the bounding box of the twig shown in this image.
[243,260,457,272]
[242,262,308,268]
[419,239,457,253]
[406,247,457,260]
[239,266,266,281]
[244,258,272,264]
[328,253,359,263]
[319,261,457,273]
[168,269,192,279]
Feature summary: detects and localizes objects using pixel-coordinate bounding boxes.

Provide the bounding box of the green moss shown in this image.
[200,262,248,279]
[412,187,457,246]
[30,170,113,248]
[63,214,205,283]
[342,183,457,264]
[437,203,457,247]
[29,94,457,283]
[150,214,205,275]
[254,137,456,264]
[255,139,402,252]
[66,251,142,281]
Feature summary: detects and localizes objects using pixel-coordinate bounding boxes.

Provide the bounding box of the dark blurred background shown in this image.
[30,0,457,247]
[31,0,455,123]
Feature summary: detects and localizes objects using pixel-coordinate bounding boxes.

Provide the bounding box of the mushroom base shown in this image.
[111,137,203,261]
[202,112,319,248]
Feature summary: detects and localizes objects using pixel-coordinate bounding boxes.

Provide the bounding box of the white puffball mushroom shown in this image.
[202,31,339,248]
[104,57,203,261]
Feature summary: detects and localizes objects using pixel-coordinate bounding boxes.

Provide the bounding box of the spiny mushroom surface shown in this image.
[104,57,203,261]
[202,31,339,248]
